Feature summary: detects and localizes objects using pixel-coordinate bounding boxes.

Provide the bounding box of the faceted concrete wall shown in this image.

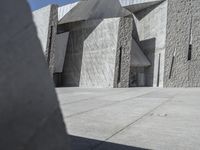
[58,2,79,21]
[54,32,69,73]
[33,5,58,74]
[164,0,200,87]
[134,0,167,87]
[33,5,51,53]
[59,0,130,24]
[62,18,120,88]
[114,17,134,88]
[0,0,69,149]
[120,0,164,13]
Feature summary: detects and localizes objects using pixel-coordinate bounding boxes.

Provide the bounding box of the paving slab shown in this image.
[56,88,200,150]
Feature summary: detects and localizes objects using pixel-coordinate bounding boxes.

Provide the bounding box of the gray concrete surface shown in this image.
[120,0,164,13]
[33,5,58,74]
[58,2,79,21]
[57,87,200,150]
[0,0,69,149]
[55,32,69,73]
[134,0,167,87]
[62,18,120,88]
[59,0,130,24]
[164,0,200,87]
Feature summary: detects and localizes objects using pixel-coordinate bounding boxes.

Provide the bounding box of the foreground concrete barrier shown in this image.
[0,0,70,150]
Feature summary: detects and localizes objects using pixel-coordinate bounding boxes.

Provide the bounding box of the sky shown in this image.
[27,0,78,11]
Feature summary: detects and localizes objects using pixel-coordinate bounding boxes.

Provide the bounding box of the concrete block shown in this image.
[0,0,69,149]
[33,5,58,74]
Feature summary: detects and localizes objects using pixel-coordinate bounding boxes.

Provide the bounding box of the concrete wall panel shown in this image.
[0,0,69,149]
[55,32,69,73]
[33,5,51,53]
[33,5,58,74]
[58,2,79,21]
[164,0,200,87]
[114,17,134,88]
[134,0,167,87]
[62,18,120,88]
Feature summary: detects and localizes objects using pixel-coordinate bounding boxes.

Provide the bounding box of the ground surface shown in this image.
[56,88,200,150]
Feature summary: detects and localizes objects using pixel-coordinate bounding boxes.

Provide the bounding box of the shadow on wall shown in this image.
[58,20,102,87]
[69,135,148,150]
[140,38,156,87]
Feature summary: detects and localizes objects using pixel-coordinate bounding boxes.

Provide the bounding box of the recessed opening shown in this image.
[117,47,122,85]
[48,26,53,64]
[188,44,192,61]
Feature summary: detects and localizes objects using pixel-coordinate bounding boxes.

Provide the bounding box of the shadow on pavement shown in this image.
[69,135,149,150]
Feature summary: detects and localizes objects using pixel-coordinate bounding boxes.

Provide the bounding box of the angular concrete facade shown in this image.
[33,0,200,88]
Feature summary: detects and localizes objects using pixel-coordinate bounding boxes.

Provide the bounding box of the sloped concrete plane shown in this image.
[33,0,200,88]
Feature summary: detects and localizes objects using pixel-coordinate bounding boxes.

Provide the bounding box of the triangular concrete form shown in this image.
[0,0,69,149]
[120,0,164,13]
[59,0,131,24]
[58,2,79,21]
[131,39,151,67]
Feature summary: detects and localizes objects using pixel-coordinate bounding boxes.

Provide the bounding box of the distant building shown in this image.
[32,0,200,88]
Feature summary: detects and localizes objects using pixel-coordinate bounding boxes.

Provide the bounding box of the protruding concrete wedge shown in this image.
[59,0,131,24]
[120,0,164,13]
[131,39,151,67]
[0,0,69,150]
[58,2,79,21]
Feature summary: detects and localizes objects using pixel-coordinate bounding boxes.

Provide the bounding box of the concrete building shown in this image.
[33,0,200,88]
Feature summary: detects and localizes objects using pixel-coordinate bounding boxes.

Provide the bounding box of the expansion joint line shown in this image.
[65,89,157,118]
[91,94,177,150]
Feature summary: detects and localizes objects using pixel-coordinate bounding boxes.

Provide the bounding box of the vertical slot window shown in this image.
[117,47,122,84]
[48,26,53,64]
[188,44,192,61]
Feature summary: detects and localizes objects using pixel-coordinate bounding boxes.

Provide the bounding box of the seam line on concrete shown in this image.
[64,89,157,118]
[60,90,132,106]
[60,88,157,106]
[91,94,177,150]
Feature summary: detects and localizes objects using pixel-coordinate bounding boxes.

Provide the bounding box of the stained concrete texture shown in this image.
[57,87,200,150]
[0,0,69,149]
[59,0,130,24]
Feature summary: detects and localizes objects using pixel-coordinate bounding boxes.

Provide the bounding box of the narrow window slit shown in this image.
[117,47,122,84]
[188,44,192,61]
[48,26,53,64]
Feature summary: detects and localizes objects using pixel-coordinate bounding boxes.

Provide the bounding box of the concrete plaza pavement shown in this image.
[56,88,200,150]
